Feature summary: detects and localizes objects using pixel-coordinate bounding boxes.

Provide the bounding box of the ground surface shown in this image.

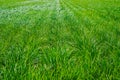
[0,0,120,79]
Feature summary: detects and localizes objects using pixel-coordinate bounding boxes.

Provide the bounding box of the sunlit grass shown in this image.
[0,0,120,79]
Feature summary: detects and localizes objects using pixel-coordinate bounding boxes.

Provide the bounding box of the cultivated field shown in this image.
[0,0,120,79]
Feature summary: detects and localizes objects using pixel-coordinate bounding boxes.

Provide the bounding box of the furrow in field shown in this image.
[62,0,119,25]
[61,0,83,21]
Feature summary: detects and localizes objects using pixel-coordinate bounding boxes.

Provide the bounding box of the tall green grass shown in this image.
[0,0,120,79]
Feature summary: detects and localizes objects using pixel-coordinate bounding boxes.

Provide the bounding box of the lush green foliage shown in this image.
[0,0,120,79]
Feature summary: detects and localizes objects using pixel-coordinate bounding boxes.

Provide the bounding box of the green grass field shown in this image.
[0,0,120,79]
